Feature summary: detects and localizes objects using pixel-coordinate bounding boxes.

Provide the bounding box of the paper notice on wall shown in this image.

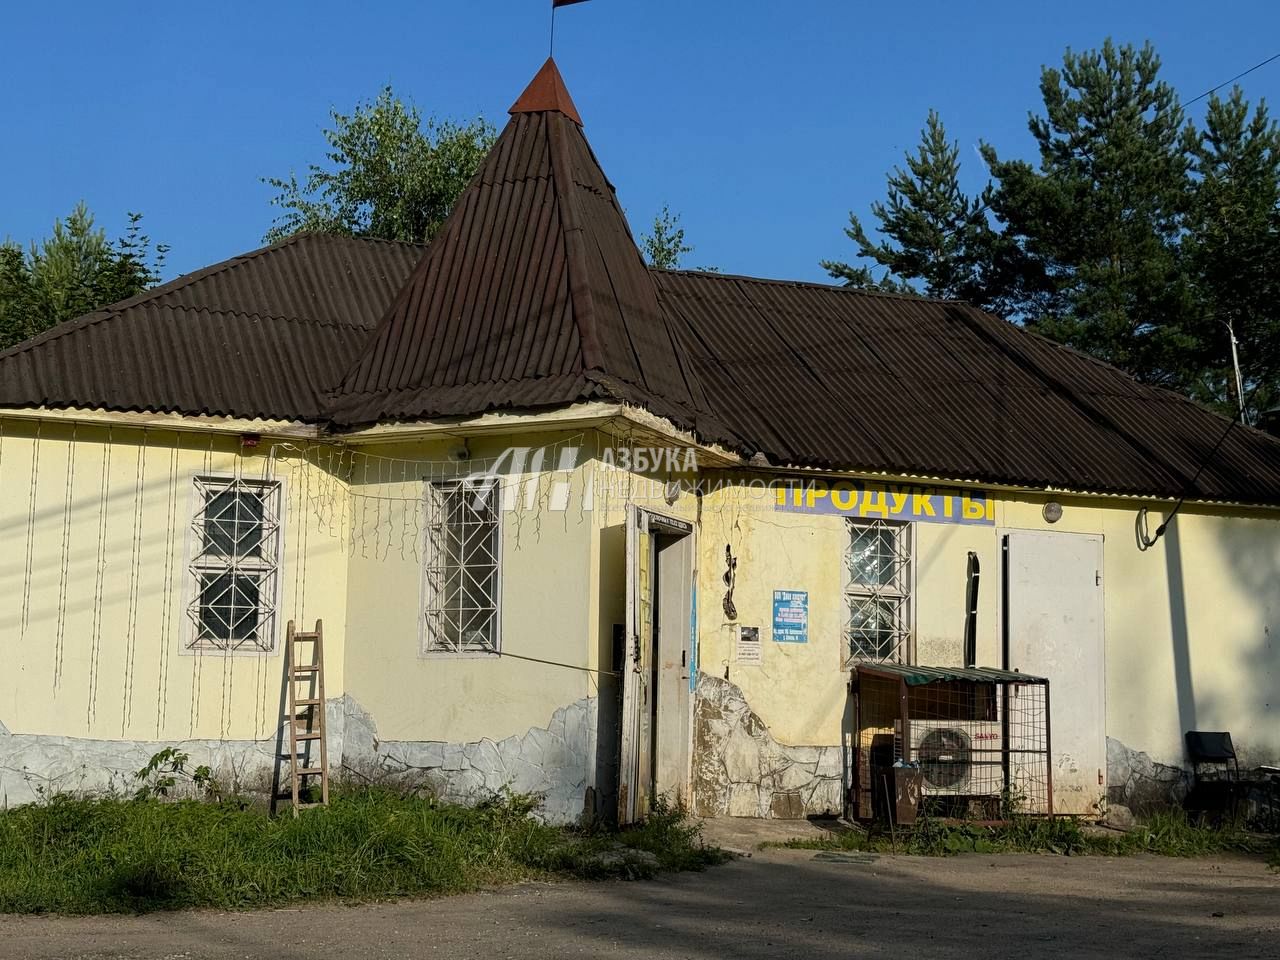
[772,590,809,643]
[736,625,762,664]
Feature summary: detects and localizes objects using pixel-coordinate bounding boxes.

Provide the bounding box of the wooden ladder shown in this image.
[286,619,330,815]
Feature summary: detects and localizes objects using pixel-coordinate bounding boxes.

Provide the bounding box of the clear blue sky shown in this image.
[3,1,1279,283]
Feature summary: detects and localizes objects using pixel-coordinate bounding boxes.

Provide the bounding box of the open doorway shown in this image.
[618,506,694,824]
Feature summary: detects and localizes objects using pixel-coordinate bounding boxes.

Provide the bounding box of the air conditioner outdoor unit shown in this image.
[908,721,1003,796]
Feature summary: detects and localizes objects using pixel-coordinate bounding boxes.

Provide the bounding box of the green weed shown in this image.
[0,786,723,915]
[775,809,1267,859]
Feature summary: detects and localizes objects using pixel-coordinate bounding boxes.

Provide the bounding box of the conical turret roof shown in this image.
[332,59,716,429]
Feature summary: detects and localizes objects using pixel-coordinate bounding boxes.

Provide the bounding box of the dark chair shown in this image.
[1184,731,1241,820]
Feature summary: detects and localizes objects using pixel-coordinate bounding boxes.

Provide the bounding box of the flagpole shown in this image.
[550,4,557,57]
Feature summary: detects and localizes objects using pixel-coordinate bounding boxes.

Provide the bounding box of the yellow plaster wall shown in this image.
[7,411,1277,775]
[1001,493,1280,768]
[691,476,1280,768]
[341,432,599,743]
[0,419,348,743]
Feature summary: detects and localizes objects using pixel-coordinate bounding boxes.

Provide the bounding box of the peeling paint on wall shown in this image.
[342,696,599,825]
[693,673,845,818]
[1107,736,1191,812]
[0,695,599,825]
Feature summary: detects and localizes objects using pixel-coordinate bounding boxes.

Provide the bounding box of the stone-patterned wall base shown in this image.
[1106,736,1191,811]
[340,697,598,825]
[693,673,844,819]
[0,696,598,825]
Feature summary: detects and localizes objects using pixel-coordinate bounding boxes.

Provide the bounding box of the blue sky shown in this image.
[3,1,1279,283]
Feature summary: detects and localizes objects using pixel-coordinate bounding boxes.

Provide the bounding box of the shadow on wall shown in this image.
[1143,506,1280,773]
[1211,508,1280,770]
[594,522,626,821]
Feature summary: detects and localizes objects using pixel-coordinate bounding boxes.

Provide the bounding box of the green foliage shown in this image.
[822,110,994,303]
[619,795,728,873]
[264,88,496,245]
[0,787,724,915]
[777,809,1266,859]
[0,204,167,350]
[830,38,1280,414]
[982,40,1194,387]
[133,749,221,802]
[1181,89,1280,417]
[642,205,695,270]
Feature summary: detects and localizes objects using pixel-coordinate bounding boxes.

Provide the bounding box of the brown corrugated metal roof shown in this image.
[0,233,424,421]
[330,59,727,436]
[651,270,1280,503]
[2,59,1280,506]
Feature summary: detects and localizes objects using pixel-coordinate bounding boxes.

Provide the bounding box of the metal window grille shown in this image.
[422,479,501,655]
[186,476,282,652]
[844,518,912,662]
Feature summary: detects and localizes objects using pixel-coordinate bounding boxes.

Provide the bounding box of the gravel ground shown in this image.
[1,844,1276,958]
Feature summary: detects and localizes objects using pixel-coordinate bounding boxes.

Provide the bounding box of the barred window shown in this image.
[186,476,282,652]
[422,479,501,655]
[844,518,912,662]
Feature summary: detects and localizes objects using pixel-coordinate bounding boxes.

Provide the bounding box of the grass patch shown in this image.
[774,810,1271,858]
[0,788,725,915]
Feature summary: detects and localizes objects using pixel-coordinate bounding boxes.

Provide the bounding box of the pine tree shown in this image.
[1182,89,1280,419]
[981,40,1195,387]
[822,110,994,302]
[0,204,165,349]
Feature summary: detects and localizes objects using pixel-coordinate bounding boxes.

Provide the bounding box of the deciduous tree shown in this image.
[264,88,495,245]
[642,205,694,270]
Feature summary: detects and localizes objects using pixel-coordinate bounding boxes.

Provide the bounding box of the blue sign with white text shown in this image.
[772,590,808,643]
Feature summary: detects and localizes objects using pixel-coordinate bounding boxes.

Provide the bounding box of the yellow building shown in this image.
[0,60,1277,821]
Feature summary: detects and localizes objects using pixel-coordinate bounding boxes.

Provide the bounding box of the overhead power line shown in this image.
[940,49,1280,240]
[1186,51,1280,106]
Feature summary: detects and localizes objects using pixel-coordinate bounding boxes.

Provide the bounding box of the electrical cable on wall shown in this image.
[121,430,148,735]
[156,435,180,737]
[53,423,77,692]
[1138,409,1242,549]
[87,429,113,729]
[20,421,41,648]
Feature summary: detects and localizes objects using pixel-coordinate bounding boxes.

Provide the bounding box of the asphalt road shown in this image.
[2,848,1277,959]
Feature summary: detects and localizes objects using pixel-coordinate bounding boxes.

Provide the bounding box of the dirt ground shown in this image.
[2,830,1277,959]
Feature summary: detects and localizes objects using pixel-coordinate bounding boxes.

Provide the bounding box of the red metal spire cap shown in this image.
[509,58,583,125]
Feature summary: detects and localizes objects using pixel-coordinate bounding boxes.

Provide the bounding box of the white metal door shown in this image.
[1005,530,1106,816]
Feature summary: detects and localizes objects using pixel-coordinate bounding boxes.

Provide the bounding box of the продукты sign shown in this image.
[775,481,995,525]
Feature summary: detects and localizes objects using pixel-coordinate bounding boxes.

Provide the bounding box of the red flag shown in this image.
[553,0,591,6]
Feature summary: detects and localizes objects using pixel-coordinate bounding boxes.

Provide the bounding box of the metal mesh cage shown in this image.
[853,666,1052,820]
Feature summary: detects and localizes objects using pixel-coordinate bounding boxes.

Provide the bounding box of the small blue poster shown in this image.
[772,590,808,643]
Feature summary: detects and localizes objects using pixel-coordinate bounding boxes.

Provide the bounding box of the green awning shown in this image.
[854,662,1048,686]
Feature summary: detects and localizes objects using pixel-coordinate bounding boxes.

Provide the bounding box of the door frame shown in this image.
[619,504,695,824]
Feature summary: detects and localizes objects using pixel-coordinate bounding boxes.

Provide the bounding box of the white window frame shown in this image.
[181,473,285,655]
[419,477,503,658]
[842,518,915,665]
